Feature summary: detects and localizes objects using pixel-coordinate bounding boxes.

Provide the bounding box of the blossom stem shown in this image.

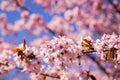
[40,73,60,79]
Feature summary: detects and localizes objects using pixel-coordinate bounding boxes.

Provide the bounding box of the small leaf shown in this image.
[23,39,26,51]
[40,74,46,80]
[113,49,117,59]
[106,50,111,61]
[81,39,94,54]
[13,48,20,53]
[105,48,117,61]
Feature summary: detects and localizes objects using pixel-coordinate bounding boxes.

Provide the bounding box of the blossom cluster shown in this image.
[0,33,120,80]
[40,36,82,67]
[93,33,120,62]
[1,0,120,80]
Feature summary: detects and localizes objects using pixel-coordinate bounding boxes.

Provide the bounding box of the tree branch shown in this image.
[108,0,120,14]
[13,0,56,36]
[13,0,32,13]
[40,73,60,79]
[86,54,109,76]
[0,62,9,66]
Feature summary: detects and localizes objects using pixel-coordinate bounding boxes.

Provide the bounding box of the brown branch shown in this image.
[15,66,60,79]
[0,62,9,66]
[109,0,120,14]
[82,49,115,76]
[86,54,109,76]
[13,0,56,36]
[13,0,32,13]
[40,73,60,79]
[43,23,56,35]
[81,50,109,76]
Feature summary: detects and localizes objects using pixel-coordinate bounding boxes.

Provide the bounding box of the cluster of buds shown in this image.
[10,33,120,80]
[79,33,120,63]
[93,33,120,62]
[13,40,36,63]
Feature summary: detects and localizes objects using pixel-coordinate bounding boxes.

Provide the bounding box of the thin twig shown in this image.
[13,0,32,13]
[86,54,109,76]
[40,73,60,79]
[13,0,56,36]
[109,0,120,14]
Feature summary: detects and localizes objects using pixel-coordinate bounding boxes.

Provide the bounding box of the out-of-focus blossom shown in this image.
[0,1,16,11]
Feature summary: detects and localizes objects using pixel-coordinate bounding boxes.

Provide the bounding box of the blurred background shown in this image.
[0,0,120,80]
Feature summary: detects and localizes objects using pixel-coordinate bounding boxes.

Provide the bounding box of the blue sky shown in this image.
[0,0,53,45]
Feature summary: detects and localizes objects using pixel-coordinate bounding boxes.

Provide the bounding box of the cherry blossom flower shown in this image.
[93,33,120,62]
[1,0,120,80]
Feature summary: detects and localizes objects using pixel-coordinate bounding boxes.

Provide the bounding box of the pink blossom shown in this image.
[94,33,120,61]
